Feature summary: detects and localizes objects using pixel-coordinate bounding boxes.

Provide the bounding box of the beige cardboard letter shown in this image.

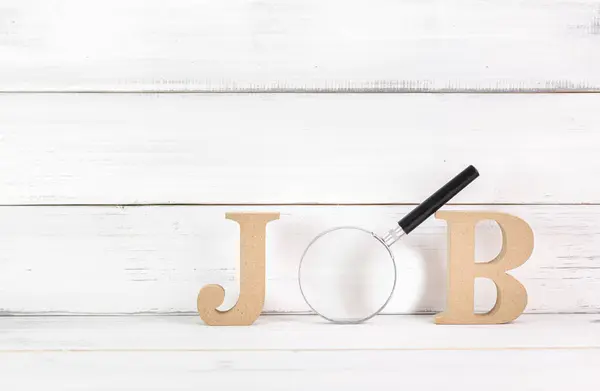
[197,212,280,326]
[434,211,533,325]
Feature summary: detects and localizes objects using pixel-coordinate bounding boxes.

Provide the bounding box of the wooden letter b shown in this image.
[434,211,534,325]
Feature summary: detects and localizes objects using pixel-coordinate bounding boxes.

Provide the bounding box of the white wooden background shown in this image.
[1,0,599,389]
[2,0,600,92]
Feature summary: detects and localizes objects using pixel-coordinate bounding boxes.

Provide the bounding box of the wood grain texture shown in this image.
[0,315,598,390]
[197,212,279,325]
[0,315,598,351]
[435,211,533,324]
[1,93,599,204]
[2,349,598,391]
[0,204,598,315]
[1,0,600,92]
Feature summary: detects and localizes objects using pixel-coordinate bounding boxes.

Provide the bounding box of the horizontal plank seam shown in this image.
[0,347,598,353]
[0,203,597,207]
[1,90,600,94]
[1,312,599,317]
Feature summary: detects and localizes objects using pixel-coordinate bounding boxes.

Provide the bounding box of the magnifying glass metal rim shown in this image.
[298,225,398,324]
[296,165,480,324]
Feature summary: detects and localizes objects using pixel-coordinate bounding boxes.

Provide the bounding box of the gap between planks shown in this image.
[0,203,598,207]
[1,346,599,353]
[2,312,599,317]
[1,90,600,94]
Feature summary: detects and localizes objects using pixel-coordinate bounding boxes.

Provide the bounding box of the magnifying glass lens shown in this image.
[299,227,396,323]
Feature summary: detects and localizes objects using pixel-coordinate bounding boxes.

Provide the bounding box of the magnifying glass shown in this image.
[298,165,480,324]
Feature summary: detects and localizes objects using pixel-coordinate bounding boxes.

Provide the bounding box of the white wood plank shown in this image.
[0,93,598,204]
[1,349,598,391]
[0,204,598,315]
[2,0,600,92]
[1,315,598,351]
[0,315,598,391]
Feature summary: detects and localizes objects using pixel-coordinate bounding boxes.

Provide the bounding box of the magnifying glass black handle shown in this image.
[398,165,479,235]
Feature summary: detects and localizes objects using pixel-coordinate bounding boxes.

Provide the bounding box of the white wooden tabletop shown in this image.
[0,315,598,390]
